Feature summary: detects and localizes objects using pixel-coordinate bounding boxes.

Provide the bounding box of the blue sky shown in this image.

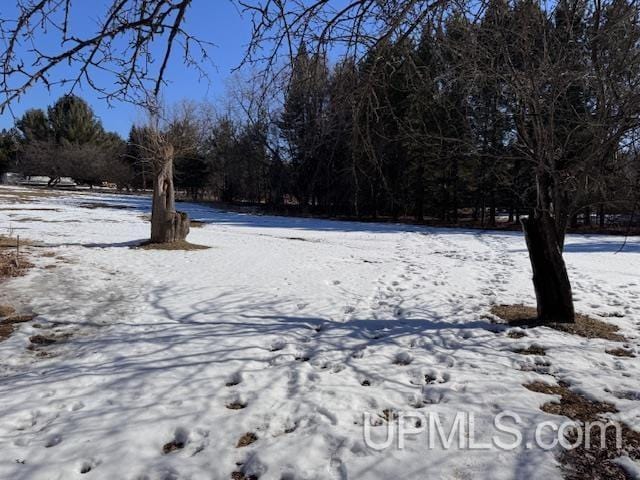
[0,1,253,137]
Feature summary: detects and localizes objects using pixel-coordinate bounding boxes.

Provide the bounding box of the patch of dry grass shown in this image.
[0,310,36,342]
[491,304,625,341]
[236,432,257,448]
[606,347,636,358]
[0,305,16,318]
[524,381,640,479]
[136,240,210,251]
[0,251,33,279]
[524,381,616,422]
[512,345,546,355]
[231,472,258,480]
[0,186,65,201]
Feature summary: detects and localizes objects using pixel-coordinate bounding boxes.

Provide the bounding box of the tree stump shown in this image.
[150,144,190,244]
[521,212,575,324]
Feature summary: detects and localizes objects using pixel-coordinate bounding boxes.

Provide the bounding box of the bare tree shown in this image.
[0,0,212,244]
[0,0,211,112]
[129,102,203,243]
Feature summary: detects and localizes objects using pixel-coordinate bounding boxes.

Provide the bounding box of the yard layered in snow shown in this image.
[0,186,639,480]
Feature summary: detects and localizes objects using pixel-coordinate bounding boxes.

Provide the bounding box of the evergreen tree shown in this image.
[48,94,104,144]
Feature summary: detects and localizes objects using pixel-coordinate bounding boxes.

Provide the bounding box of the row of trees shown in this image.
[122,1,640,233]
[0,95,130,187]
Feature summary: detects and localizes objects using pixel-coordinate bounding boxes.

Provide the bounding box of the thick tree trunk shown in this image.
[599,203,605,230]
[150,145,190,244]
[521,212,575,324]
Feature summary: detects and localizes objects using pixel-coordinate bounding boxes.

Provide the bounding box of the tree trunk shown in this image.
[150,145,190,244]
[521,212,575,324]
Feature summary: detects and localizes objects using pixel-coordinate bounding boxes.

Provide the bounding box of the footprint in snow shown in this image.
[162,427,189,454]
[393,352,414,366]
[270,339,287,352]
[424,370,450,384]
[351,347,366,359]
[225,372,243,387]
[79,458,100,474]
[44,433,63,448]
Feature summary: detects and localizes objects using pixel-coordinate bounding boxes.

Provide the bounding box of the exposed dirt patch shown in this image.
[0,322,15,342]
[507,330,527,339]
[0,305,16,318]
[524,381,640,479]
[513,345,546,355]
[231,472,258,480]
[29,334,57,346]
[7,313,36,323]
[606,347,636,358]
[136,240,210,251]
[491,304,625,341]
[162,440,185,454]
[236,432,257,448]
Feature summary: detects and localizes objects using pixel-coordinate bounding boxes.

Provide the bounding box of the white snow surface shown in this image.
[0,186,639,480]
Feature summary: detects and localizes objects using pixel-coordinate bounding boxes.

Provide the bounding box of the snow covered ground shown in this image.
[0,186,639,480]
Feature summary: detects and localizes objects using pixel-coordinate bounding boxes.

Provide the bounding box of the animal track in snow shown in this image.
[226,372,243,387]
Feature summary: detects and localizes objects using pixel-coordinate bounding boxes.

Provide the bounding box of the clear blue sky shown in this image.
[0,1,253,137]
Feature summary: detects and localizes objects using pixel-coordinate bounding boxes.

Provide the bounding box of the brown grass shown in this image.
[606,347,636,358]
[507,330,527,339]
[29,334,57,346]
[231,472,258,480]
[136,240,210,251]
[512,345,546,355]
[524,381,640,479]
[0,305,16,318]
[0,311,36,342]
[0,186,65,202]
[491,304,625,341]
[236,432,257,448]
[524,381,616,422]
[0,322,15,342]
[162,440,185,454]
[0,235,33,249]
[0,251,33,279]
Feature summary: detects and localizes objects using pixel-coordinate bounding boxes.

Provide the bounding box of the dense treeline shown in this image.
[150,0,637,231]
[2,0,638,232]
